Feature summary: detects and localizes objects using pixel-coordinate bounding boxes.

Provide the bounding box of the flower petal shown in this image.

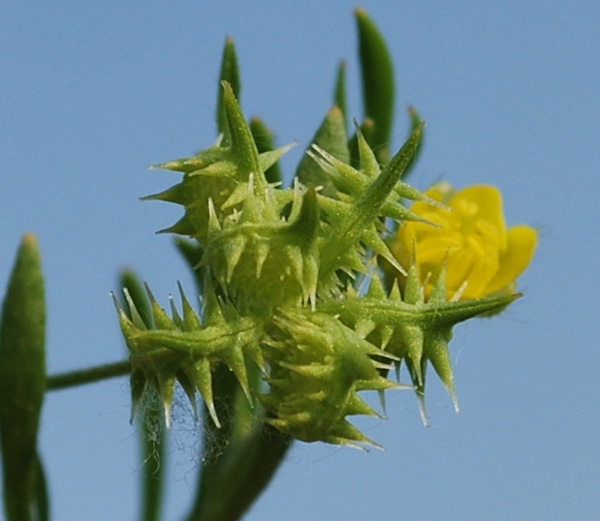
[390,183,536,301]
[451,185,507,248]
[484,225,538,294]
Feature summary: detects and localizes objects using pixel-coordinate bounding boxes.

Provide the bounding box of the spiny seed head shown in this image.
[262,310,402,448]
[121,48,533,449]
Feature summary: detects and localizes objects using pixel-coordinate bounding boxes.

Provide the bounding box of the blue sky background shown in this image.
[1,1,599,520]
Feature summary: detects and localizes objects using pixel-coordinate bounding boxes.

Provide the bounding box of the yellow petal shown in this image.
[450,185,507,248]
[484,225,538,294]
[390,183,537,302]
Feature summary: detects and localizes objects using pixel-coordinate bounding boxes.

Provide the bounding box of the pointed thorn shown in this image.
[206,400,221,428]
[416,392,430,427]
[449,387,460,413]
[163,402,172,430]
[378,390,388,419]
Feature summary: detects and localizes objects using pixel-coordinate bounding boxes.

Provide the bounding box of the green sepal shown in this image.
[356,7,395,163]
[0,234,47,521]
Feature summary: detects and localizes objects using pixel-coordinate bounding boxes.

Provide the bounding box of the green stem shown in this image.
[45,360,131,391]
[140,407,165,521]
[187,420,291,521]
[217,424,291,521]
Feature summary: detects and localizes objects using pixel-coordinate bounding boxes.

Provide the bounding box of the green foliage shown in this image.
[120,10,516,454]
[0,234,47,521]
[356,7,395,163]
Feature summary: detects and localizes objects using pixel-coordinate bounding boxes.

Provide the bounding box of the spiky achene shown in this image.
[114,281,263,429]
[261,310,401,448]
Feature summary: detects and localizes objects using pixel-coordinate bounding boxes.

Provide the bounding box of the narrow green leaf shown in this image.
[296,106,349,197]
[333,60,348,125]
[174,238,205,292]
[401,107,424,180]
[0,234,46,521]
[356,8,395,163]
[348,118,375,167]
[376,121,424,198]
[32,454,49,521]
[250,117,283,185]
[217,37,241,136]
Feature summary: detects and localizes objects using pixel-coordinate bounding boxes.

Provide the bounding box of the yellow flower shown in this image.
[391,183,537,300]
